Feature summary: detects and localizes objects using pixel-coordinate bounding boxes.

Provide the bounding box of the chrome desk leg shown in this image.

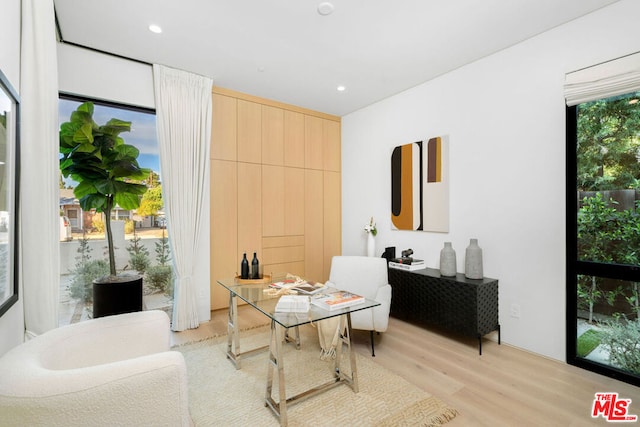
[225,291,241,369]
[333,313,358,392]
[265,319,288,426]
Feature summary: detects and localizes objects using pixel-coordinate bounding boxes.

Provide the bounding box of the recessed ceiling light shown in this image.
[317,2,334,16]
[337,85,346,92]
[149,24,162,34]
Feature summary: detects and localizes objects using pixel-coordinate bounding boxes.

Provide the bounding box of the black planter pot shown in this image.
[92,274,143,318]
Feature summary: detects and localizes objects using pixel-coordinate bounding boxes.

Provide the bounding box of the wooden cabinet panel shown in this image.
[238,162,262,274]
[284,167,305,236]
[323,171,341,280]
[211,94,237,161]
[265,261,305,278]
[263,245,305,264]
[262,105,284,166]
[284,110,304,168]
[323,119,341,172]
[262,236,305,278]
[305,169,324,281]
[237,100,261,163]
[262,165,285,236]
[210,160,237,310]
[304,115,323,170]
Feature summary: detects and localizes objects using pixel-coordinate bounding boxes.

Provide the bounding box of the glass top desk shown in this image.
[216,277,380,426]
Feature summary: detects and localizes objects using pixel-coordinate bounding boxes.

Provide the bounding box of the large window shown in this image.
[567,90,640,387]
[58,95,173,324]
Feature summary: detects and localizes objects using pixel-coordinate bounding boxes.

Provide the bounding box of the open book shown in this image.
[291,282,325,295]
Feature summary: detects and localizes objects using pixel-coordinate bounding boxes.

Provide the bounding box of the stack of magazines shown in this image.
[388,257,426,271]
[310,291,365,311]
[275,295,310,312]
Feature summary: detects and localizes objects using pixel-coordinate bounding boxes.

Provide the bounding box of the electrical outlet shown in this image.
[510,303,521,319]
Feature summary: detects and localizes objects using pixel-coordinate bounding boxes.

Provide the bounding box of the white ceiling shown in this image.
[54,0,619,117]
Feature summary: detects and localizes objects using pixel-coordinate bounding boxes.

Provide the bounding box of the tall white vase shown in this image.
[367,233,376,257]
[439,242,457,276]
[465,238,483,279]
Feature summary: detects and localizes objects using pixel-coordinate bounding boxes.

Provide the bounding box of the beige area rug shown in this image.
[175,325,458,426]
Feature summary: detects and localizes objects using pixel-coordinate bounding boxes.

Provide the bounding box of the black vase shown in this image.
[240,253,249,279]
[251,252,260,279]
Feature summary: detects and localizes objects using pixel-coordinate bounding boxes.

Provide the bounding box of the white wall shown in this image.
[341,0,640,361]
[57,43,211,323]
[0,0,24,357]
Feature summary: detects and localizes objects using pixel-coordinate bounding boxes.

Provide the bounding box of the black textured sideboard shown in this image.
[388,267,500,355]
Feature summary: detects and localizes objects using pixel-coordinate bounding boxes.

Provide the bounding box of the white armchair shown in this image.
[0,310,192,427]
[328,255,392,356]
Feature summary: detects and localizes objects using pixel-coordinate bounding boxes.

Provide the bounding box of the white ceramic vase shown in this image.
[439,242,457,276]
[367,233,375,257]
[465,238,483,279]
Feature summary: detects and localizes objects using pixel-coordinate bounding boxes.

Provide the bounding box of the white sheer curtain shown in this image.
[565,51,640,106]
[153,64,212,331]
[20,0,60,338]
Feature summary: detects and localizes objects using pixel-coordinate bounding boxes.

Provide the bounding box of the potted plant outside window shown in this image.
[59,102,151,317]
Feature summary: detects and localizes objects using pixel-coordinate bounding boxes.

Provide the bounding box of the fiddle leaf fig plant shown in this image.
[60,102,150,277]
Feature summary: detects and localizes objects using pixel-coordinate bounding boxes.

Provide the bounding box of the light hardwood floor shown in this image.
[172,310,640,426]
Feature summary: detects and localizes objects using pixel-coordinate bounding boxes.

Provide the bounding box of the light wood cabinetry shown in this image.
[237,99,262,164]
[210,87,341,310]
[304,169,324,281]
[211,94,237,161]
[262,105,284,166]
[284,110,304,168]
[210,160,238,310]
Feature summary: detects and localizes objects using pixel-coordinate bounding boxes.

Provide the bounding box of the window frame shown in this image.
[565,103,640,388]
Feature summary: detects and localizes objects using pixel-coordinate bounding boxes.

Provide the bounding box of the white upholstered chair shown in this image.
[0,310,192,427]
[328,255,392,356]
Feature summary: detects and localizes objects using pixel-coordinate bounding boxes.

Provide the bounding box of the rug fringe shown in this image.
[375,396,459,427]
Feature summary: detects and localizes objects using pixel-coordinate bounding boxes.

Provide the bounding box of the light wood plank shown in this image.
[262,245,305,264]
[211,94,236,161]
[237,99,262,163]
[304,115,323,170]
[305,169,323,281]
[284,110,305,168]
[261,261,305,279]
[210,160,237,310]
[323,119,341,172]
[263,235,305,248]
[237,162,262,275]
[323,171,341,280]
[262,165,285,236]
[262,105,284,166]
[285,167,305,236]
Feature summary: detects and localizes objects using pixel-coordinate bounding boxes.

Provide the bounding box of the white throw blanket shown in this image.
[317,315,345,360]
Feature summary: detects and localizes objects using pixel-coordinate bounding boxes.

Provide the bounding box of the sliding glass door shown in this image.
[567,91,640,386]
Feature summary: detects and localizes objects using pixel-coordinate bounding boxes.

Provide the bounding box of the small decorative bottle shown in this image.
[465,238,483,279]
[240,253,249,279]
[439,242,457,277]
[251,252,260,279]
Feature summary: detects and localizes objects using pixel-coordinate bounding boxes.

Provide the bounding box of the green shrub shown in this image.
[145,265,173,296]
[600,316,640,375]
[127,229,150,273]
[68,259,109,303]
